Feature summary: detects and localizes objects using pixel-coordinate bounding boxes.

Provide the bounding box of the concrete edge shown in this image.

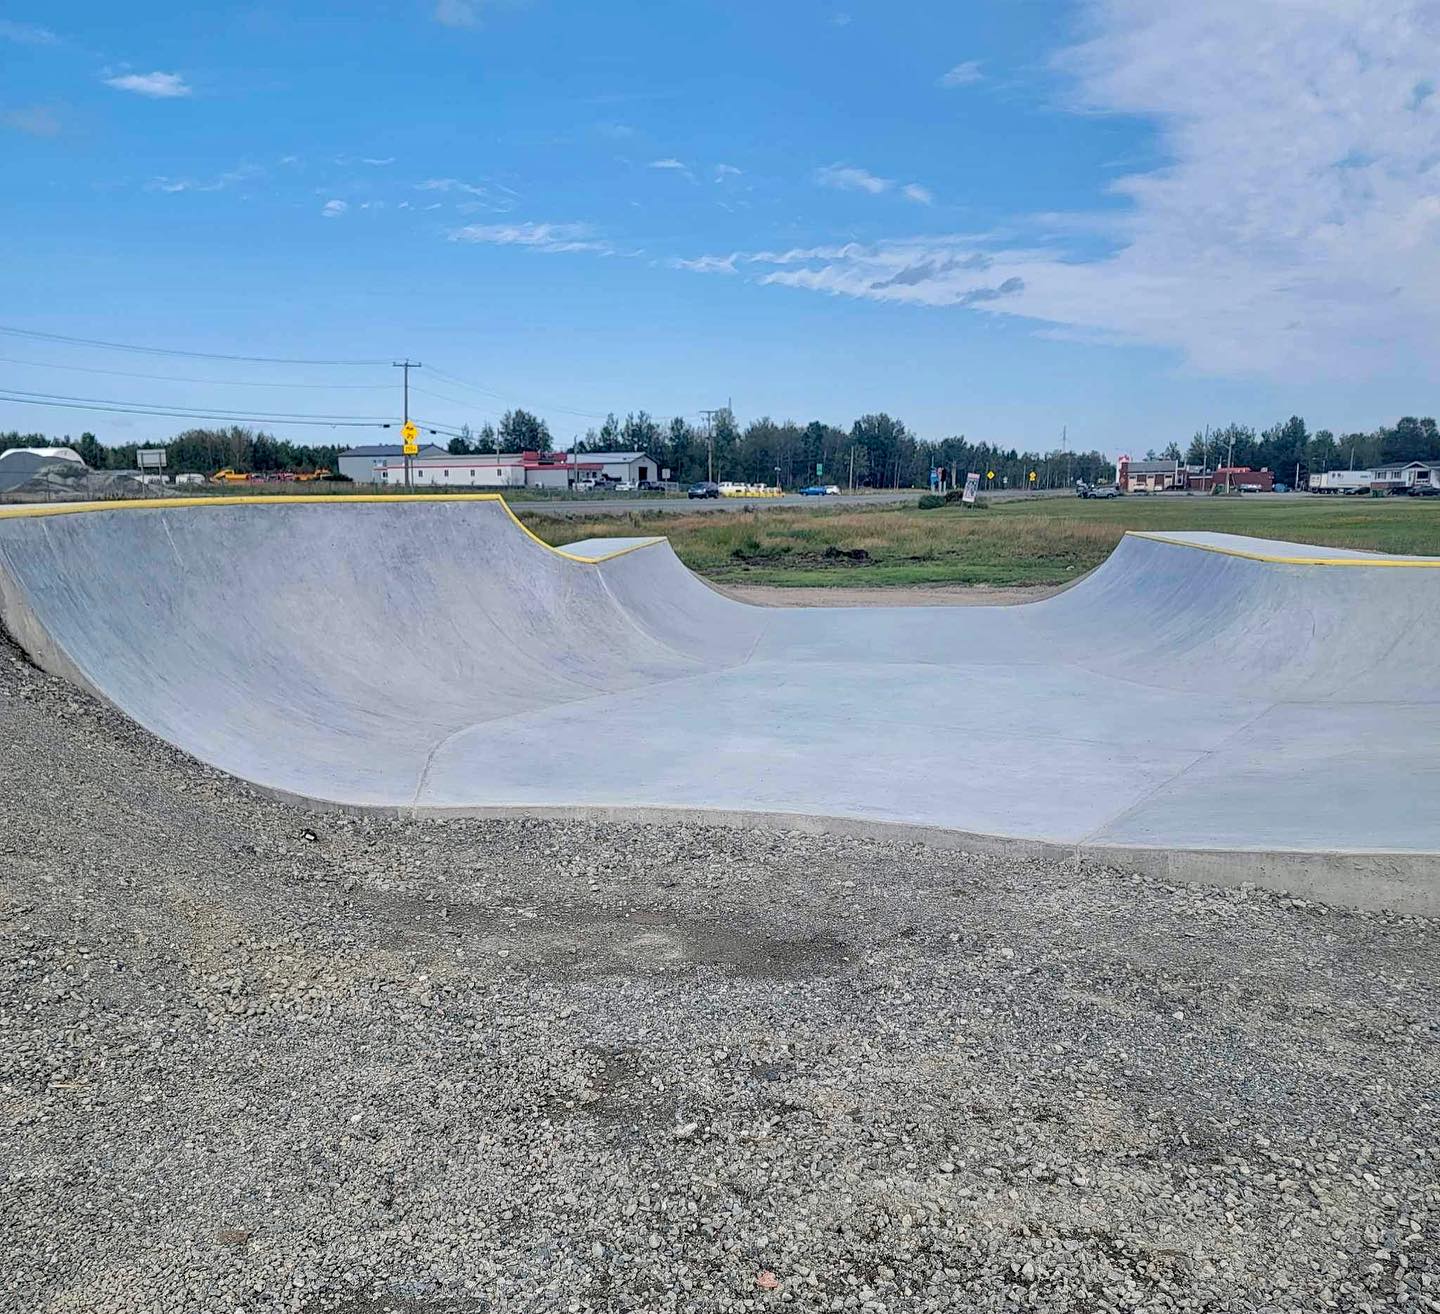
[1129,530,1440,568]
[251,790,1440,917]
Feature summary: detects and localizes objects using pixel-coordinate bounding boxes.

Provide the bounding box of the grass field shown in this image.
[520,494,1440,587]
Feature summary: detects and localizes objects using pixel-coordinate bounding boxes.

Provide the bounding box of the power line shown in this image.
[0,355,390,390]
[0,324,390,367]
[0,389,393,428]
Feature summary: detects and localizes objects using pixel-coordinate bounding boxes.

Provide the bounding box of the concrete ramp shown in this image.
[1,495,1437,911]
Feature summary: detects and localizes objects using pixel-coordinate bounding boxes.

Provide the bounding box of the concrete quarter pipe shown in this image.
[0,495,1436,911]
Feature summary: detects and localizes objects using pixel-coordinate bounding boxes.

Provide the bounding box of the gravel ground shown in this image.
[1,637,1437,1314]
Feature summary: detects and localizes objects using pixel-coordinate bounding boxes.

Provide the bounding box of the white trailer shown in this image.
[1308,469,1373,494]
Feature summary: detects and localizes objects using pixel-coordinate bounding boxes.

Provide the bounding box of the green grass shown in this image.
[519,494,1440,588]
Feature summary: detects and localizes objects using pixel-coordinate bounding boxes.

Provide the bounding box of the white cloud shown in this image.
[3,105,61,137]
[0,19,56,44]
[362,156,395,166]
[649,157,695,180]
[670,253,739,274]
[939,60,983,88]
[448,221,609,254]
[104,71,191,98]
[149,164,262,194]
[416,177,514,211]
[714,163,743,180]
[680,1,1440,382]
[321,199,348,218]
[902,183,934,205]
[815,163,892,194]
[434,0,480,27]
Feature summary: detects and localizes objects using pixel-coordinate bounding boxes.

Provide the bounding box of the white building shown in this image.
[337,443,448,483]
[374,451,576,489]
[573,451,663,484]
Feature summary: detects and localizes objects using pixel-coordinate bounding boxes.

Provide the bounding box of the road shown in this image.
[514,490,922,516]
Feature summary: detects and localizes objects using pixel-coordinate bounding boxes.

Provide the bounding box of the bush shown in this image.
[917,494,946,510]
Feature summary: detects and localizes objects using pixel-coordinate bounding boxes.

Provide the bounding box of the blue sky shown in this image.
[3,1,1439,455]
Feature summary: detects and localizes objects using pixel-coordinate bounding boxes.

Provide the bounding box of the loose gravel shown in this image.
[1,637,1437,1314]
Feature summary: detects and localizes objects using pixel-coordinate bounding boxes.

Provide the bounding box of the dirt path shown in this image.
[712,580,1071,607]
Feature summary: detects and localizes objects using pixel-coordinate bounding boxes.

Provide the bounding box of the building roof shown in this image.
[340,443,448,459]
[1127,458,1180,473]
[572,451,654,462]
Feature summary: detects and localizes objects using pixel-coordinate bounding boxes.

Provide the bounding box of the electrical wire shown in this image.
[0,389,394,428]
[0,355,391,390]
[0,324,390,367]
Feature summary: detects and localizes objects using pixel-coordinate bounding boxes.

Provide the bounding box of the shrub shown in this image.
[917,494,946,510]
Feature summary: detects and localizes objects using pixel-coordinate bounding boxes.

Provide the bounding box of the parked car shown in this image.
[824,485,841,495]
[799,485,829,496]
[687,481,721,499]
[1409,482,1440,497]
[613,480,636,492]
[638,479,665,492]
[1078,482,1121,499]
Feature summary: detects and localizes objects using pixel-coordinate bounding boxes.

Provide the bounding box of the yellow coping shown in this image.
[0,492,662,565]
[1131,530,1440,568]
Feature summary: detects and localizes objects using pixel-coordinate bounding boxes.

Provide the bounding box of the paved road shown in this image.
[516,490,922,516]
[1,497,1437,910]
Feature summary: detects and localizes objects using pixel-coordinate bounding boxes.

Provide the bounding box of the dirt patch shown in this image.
[713,580,1071,607]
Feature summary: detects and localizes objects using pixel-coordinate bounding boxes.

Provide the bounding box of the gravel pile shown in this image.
[1,636,1437,1313]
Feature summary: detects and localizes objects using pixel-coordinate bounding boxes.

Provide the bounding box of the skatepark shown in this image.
[0,493,1435,910]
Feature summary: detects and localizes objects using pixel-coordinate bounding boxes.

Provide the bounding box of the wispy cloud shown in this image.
[434,0,480,27]
[448,221,610,254]
[0,19,57,44]
[149,164,263,194]
[104,71,191,98]
[714,163,743,181]
[670,253,739,274]
[681,1,1440,382]
[817,163,933,203]
[649,157,695,181]
[816,163,892,195]
[321,199,348,218]
[3,105,61,137]
[361,156,395,166]
[939,60,983,88]
[416,177,516,211]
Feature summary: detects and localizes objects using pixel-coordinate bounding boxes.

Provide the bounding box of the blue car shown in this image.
[799,485,828,496]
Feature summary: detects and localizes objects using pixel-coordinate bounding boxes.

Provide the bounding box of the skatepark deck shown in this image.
[0,494,1436,911]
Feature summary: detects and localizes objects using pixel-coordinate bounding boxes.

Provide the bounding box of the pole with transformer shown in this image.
[393,360,422,489]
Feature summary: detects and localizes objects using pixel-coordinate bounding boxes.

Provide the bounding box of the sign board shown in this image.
[816,462,824,477]
[1028,470,1037,483]
[661,468,671,480]
[986,469,995,481]
[962,472,980,505]
[137,448,167,470]
[401,421,419,456]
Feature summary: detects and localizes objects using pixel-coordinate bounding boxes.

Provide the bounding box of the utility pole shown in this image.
[699,407,724,482]
[1063,424,1071,488]
[393,359,421,490]
[849,445,856,493]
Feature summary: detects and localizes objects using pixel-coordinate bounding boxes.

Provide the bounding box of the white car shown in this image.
[613,480,636,492]
[824,485,841,495]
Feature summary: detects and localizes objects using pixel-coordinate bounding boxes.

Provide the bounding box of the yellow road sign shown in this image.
[1028,470,1037,482]
[401,421,419,441]
[986,470,995,479]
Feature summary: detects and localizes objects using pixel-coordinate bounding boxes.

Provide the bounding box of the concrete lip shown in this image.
[0,496,1436,912]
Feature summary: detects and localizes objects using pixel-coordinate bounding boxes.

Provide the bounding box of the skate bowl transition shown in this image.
[1,495,1437,911]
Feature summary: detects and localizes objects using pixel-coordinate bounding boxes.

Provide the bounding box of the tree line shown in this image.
[6,411,1438,490]
[449,409,1113,490]
[1148,416,1440,487]
[0,427,343,475]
